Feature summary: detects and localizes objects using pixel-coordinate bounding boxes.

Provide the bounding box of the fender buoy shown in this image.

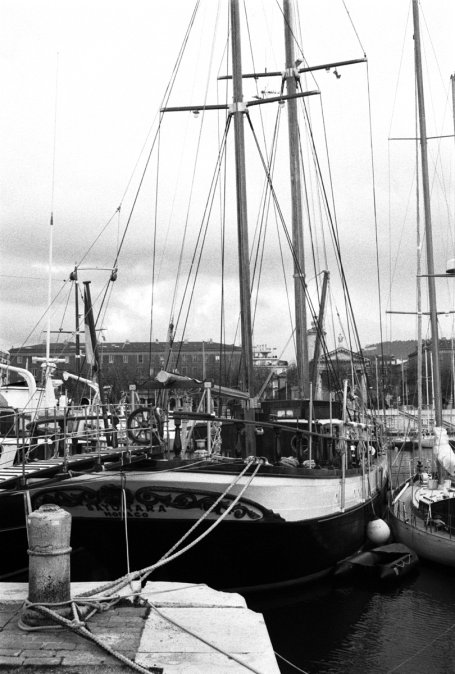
[366,518,390,545]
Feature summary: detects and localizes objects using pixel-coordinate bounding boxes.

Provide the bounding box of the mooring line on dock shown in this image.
[14,458,268,672]
[274,650,309,673]
[141,594,266,674]
[19,598,162,674]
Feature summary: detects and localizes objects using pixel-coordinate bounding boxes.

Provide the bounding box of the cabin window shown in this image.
[276,409,294,418]
[17,356,23,363]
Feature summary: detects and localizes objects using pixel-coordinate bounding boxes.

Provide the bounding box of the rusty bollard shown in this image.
[19,504,72,630]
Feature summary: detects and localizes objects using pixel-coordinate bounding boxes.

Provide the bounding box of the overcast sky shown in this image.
[1,0,454,363]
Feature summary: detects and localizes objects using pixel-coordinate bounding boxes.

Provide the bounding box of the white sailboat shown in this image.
[389,0,455,567]
[3,0,389,590]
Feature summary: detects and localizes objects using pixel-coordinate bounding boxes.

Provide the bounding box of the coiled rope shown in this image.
[20,457,266,672]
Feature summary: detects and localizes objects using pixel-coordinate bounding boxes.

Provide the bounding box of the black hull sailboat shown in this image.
[1,454,387,590]
[1,0,389,590]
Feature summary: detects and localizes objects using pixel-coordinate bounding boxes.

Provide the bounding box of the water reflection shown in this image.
[256,563,455,673]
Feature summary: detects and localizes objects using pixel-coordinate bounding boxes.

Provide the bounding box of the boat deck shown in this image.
[0,446,149,490]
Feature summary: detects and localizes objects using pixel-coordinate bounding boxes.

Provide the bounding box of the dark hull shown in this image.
[1,484,387,591]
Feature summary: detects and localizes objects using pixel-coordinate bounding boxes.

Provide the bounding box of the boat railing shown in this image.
[394,490,455,539]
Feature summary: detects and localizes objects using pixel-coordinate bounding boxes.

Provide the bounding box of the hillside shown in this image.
[363,340,417,360]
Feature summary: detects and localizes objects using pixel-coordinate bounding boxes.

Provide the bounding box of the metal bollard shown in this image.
[19,504,72,630]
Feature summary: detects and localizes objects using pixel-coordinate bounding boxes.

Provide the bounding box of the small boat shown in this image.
[334,543,418,583]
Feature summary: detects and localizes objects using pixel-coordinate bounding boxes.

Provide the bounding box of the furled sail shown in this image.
[433,427,455,476]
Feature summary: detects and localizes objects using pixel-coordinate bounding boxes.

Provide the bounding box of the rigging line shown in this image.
[172,118,232,355]
[75,209,120,270]
[297,88,342,274]
[15,281,70,354]
[169,1,223,325]
[250,102,282,327]
[386,153,418,307]
[95,1,202,321]
[296,108,322,307]
[365,60,385,365]
[306,95,343,283]
[245,113,325,343]
[54,282,73,340]
[245,115,345,387]
[388,3,411,138]
[341,0,366,57]
[118,0,202,212]
[148,129,160,353]
[246,107,335,356]
[299,91,366,356]
[420,3,453,95]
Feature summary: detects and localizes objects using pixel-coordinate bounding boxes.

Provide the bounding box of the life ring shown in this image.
[291,433,305,453]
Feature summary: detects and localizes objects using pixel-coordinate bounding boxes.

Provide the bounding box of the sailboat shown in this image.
[388,0,455,567]
[2,0,389,591]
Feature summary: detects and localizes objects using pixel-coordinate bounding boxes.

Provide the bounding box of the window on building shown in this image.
[109,354,114,364]
[17,356,23,364]
[137,354,144,364]
[123,354,128,364]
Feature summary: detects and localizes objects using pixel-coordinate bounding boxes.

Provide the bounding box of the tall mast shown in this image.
[230,0,255,453]
[413,0,442,426]
[230,0,254,397]
[283,0,309,398]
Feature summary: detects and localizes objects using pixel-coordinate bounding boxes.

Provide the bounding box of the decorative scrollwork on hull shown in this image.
[31,484,284,522]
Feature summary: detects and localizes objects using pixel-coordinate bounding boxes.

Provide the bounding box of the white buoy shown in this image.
[366,518,391,545]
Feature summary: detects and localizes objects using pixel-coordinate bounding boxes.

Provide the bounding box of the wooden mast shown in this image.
[413,0,442,427]
[230,0,256,453]
[283,0,309,398]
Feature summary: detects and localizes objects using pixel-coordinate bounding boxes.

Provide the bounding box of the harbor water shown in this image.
[255,561,455,674]
[254,447,455,674]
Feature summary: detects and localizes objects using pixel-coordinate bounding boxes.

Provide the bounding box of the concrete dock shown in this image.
[0,581,280,673]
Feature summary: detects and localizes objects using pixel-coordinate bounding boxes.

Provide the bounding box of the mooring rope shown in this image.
[141,594,265,674]
[19,599,158,674]
[19,457,265,673]
[76,457,263,598]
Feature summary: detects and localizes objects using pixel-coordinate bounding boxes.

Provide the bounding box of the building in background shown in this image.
[6,340,244,402]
